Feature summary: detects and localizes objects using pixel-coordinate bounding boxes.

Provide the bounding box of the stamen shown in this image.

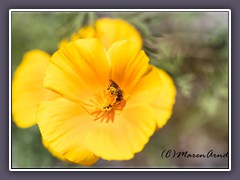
[83,79,126,123]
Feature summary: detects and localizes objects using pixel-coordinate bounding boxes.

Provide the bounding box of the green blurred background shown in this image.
[11,11,229,168]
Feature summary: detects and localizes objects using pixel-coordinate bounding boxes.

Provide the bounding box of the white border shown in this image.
[9,9,231,172]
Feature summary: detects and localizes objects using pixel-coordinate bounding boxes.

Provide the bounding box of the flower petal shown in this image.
[42,138,66,161]
[12,50,58,128]
[95,18,142,50]
[85,104,156,160]
[108,40,151,96]
[58,26,95,48]
[37,98,99,165]
[152,69,177,128]
[77,26,95,39]
[44,38,111,103]
[127,65,162,105]
[59,18,142,51]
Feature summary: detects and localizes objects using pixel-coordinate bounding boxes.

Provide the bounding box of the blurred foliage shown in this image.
[11,11,229,168]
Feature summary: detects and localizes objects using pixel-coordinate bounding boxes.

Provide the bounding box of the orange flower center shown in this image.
[83,79,126,123]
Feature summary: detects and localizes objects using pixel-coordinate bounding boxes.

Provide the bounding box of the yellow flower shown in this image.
[59,18,142,50]
[12,18,176,165]
[12,50,59,128]
[37,39,163,164]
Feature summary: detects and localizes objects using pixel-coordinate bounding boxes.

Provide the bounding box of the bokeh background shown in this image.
[11,11,229,168]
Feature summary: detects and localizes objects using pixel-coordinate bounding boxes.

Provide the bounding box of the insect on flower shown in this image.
[107,79,123,102]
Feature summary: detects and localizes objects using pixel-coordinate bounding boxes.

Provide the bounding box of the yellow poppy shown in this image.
[12,18,176,165]
[59,18,142,50]
[37,39,162,164]
[12,50,58,128]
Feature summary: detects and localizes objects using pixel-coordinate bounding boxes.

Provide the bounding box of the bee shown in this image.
[107,79,123,102]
